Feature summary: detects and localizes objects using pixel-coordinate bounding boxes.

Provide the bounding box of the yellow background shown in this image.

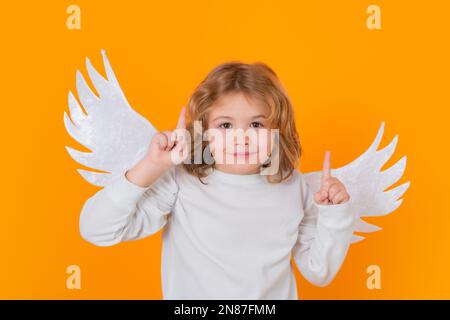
[1,0,448,299]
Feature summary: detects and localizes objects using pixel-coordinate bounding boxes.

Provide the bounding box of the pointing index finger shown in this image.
[176,106,187,129]
[322,150,331,179]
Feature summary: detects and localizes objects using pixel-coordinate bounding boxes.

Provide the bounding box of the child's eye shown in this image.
[218,122,232,129]
[250,122,264,128]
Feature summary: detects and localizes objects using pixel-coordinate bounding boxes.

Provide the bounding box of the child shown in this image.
[79,61,355,300]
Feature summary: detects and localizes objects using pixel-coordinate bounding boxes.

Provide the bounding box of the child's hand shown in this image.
[145,106,189,168]
[125,106,189,188]
[314,151,350,205]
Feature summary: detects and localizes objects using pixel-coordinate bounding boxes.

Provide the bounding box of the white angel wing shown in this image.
[64,49,157,187]
[303,122,410,244]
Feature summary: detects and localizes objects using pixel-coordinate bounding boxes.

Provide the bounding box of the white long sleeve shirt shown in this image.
[79,165,356,299]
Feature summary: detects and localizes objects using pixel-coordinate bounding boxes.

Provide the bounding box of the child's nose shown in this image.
[234,134,250,146]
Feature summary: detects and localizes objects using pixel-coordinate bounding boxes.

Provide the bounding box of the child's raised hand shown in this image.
[144,106,189,169]
[314,151,350,205]
[125,106,189,187]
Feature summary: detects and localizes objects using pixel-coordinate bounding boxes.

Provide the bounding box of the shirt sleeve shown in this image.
[79,166,179,247]
[292,171,356,287]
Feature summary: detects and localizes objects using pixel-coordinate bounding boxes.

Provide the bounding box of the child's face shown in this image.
[206,92,275,175]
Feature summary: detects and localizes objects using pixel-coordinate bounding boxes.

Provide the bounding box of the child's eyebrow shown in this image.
[251,114,268,119]
[212,114,267,122]
[212,116,234,122]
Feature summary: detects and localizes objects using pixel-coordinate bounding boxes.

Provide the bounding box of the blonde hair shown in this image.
[183,61,302,184]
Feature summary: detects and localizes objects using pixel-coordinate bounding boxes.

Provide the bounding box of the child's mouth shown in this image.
[231,152,256,157]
